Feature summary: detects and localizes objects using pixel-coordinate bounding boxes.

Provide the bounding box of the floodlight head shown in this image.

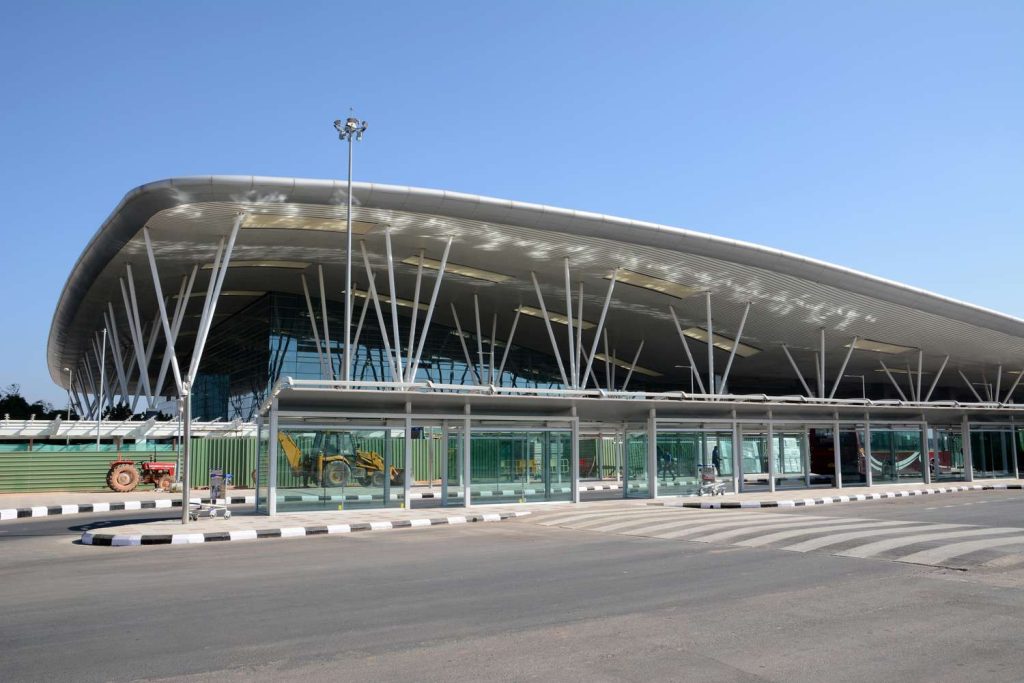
[334,116,368,141]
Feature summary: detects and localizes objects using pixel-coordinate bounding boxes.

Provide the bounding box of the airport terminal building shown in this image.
[47,176,1024,512]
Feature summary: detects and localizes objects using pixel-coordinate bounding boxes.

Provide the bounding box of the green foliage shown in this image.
[0,384,66,420]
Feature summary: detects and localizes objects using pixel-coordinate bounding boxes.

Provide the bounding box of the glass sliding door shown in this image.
[740,431,769,492]
[773,427,808,489]
[931,427,965,481]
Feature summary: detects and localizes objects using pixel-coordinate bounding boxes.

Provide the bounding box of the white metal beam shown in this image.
[581,270,617,394]
[780,345,813,398]
[409,236,454,381]
[300,273,329,379]
[719,302,751,395]
[828,336,858,399]
[924,355,949,403]
[142,228,184,398]
[359,240,400,382]
[529,271,569,388]
[669,306,707,395]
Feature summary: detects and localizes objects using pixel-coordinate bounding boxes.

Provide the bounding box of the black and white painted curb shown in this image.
[81,510,532,547]
[652,483,1024,510]
[0,496,255,522]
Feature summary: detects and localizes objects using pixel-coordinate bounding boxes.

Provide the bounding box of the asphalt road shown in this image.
[3,496,1024,682]
[764,489,1024,527]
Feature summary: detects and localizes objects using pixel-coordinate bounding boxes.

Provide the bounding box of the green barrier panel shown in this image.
[0,450,168,492]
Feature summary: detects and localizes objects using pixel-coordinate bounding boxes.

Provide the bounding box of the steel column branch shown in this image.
[669,306,706,395]
[581,270,617,394]
[409,236,454,381]
[879,360,908,402]
[622,340,645,391]
[529,271,569,388]
[719,302,750,395]
[829,336,858,399]
[924,355,950,402]
[780,345,813,398]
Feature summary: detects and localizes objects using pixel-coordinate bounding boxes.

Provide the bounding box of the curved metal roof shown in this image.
[48,175,1024,394]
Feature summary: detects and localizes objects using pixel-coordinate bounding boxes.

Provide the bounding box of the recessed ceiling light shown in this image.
[605,270,700,299]
[201,260,308,270]
[241,215,376,234]
[683,327,760,357]
[352,288,428,311]
[515,305,595,330]
[402,256,511,283]
[846,338,915,355]
[593,352,662,377]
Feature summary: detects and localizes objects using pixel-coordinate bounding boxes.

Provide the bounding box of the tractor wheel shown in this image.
[108,464,140,493]
[322,461,351,488]
[371,471,386,488]
[155,474,173,491]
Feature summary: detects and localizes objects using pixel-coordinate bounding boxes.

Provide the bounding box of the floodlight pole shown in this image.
[335,115,368,383]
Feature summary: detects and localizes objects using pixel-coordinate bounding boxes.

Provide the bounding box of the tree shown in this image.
[0,384,64,420]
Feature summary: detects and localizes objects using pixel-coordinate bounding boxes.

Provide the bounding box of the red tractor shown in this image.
[106,458,177,493]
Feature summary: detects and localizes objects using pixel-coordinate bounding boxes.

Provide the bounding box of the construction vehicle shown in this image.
[107,457,177,492]
[277,431,403,488]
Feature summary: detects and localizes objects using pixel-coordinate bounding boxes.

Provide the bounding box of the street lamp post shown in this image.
[63,367,72,419]
[334,116,368,384]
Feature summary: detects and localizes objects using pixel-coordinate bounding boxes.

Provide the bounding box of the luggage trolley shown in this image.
[697,465,726,496]
[189,469,232,521]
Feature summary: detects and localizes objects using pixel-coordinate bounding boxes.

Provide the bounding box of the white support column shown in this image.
[529,271,570,388]
[141,230,184,398]
[962,414,974,482]
[153,268,197,402]
[581,272,618,393]
[1011,417,1019,480]
[463,404,472,508]
[575,282,584,389]
[818,327,826,399]
[958,370,985,403]
[602,328,612,391]
[905,362,918,402]
[647,408,657,499]
[120,274,154,403]
[300,274,329,378]
[924,355,950,403]
[350,284,371,377]
[404,402,412,509]
[268,396,278,515]
[880,360,909,401]
[829,336,858,399]
[670,306,706,395]
[995,366,1003,405]
[917,350,925,404]
[406,249,425,380]
[473,294,486,386]
[571,406,580,503]
[1003,367,1024,404]
[189,213,244,383]
[781,345,813,398]
[450,305,482,385]
[732,410,741,494]
[564,258,576,388]
[383,227,404,383]
[495,308,521,385]
[104,307,129,404]
[864,412,873,487]
[409,237,454,381]
[719,302,750,395]
[922,419,931,485]
[767,412,776,493]
[487,314,497,385]
[621,340,645,392]
[833,412,843,489]
[317,265,335,381]
[359,241,399,381]
[705,292,715,395]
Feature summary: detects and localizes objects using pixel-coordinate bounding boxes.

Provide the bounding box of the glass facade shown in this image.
[625,431,648,497]
[867,428,923,484]
[469,431,572,503]
[656,430,733,496]
[931,427,965,481]
[970,428,1013,478]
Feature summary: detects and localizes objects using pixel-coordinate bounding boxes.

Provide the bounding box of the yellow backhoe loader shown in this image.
[277,431,404,488]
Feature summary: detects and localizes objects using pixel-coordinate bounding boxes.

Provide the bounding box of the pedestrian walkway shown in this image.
[528,505,1024,569]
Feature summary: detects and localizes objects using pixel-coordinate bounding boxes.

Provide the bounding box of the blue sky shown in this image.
[1,1,1021,404]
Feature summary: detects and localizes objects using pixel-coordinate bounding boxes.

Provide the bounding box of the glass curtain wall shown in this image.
[773,427,809,489]
[625,431,648,498]
[271,427,403,512]
[931,427,965,481]
[809,427,867,487]
[970,427,1013,478]
[656,429,733,496]
[867,428,924,484]
[469,430,572,503]
[740,430,769,491]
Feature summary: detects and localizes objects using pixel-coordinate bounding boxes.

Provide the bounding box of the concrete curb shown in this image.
[80,510,532,547]
[0,496,254,522]
[651,483,1024,510]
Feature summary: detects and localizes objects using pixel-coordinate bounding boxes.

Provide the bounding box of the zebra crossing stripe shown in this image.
[781,523,950,552]
[897,535,1024,566]
[566,511,688,530]
[691,517,872,544]
[614,512,773,537]
[585,511,738,533]
[653,515,826,540]
[539,508,656,526]
[837,527,1019,559]
[736,520,913,548]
